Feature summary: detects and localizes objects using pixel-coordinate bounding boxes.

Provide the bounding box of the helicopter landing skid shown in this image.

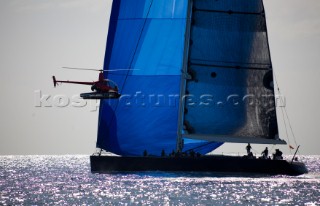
[80,92,121,99]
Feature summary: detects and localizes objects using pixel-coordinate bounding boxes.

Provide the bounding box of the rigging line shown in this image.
[274,72,291,152]
[120,0,154,91]
[274,73,299,147]
[274,73,299,148]
[252,147,258,155]
[107,0,154,127]
[280,107,291,154]
[262,0,292,154]
[270,144,275,155]
[274,71,297,154]
[284,109,299,148]
[252,147,264,157]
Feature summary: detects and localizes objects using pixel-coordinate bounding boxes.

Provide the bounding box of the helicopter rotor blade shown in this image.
[102,69,140,72]
[62,67,140,72]
[62,67,101,71]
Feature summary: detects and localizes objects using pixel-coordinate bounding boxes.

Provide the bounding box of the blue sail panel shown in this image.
[97,0,222,156]
[98,76,180,156]
[113,0,188,19]
[131,19,186,75]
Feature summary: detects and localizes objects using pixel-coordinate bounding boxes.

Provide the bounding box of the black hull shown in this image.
[90,155,308,176]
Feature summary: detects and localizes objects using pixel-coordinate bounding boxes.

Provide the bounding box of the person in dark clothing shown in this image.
[170,150,175,157]
[161,149,166,157]
[273,149,283,160]
[143,150,148,157]
[261,147,268,159]
[189,149,195,158]
[246,143,252,155]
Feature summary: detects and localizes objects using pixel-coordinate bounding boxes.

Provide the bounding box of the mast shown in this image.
[176,0,193,152]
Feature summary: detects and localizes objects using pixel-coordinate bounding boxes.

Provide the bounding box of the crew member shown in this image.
[246,143,252,155]
[273,149,283,160]
[261,147,268,159]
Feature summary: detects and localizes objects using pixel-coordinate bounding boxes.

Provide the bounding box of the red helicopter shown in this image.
[53,67,133,99]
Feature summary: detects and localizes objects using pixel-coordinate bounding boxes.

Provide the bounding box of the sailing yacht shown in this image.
[90,0,307,175]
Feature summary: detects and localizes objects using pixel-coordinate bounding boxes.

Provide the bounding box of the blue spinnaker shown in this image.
[97,0,222,156]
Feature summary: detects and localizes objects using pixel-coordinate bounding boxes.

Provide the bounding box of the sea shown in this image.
[0,155,319,205]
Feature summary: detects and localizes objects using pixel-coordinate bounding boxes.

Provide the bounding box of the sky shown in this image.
[0,0,319,155]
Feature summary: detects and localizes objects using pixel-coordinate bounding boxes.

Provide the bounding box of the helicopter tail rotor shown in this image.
[52,76,57,87]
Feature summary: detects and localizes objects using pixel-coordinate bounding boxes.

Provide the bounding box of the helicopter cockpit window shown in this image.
[104,79,117,88]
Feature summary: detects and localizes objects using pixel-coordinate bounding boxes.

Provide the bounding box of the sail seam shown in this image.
[111,18,188,20]
[190,58,272,67]
[190,62,271,71]
[103,74,180,77]
[193,8,264,16]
